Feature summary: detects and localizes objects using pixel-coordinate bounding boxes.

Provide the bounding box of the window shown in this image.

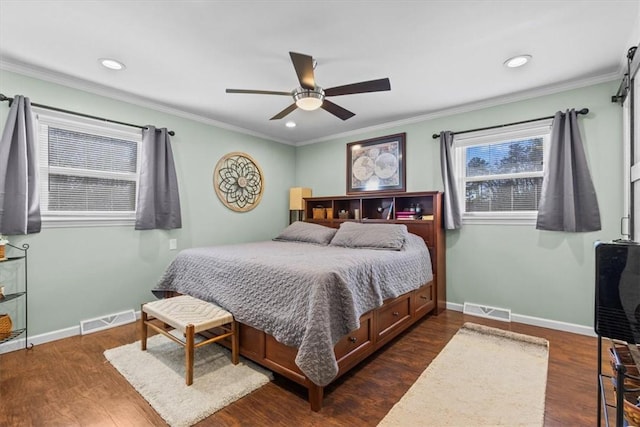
[454,120,552,225]
[35,109,142,227]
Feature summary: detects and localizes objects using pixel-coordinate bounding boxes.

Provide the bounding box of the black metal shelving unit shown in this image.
[598,338,637,426]
[0,243,31,349]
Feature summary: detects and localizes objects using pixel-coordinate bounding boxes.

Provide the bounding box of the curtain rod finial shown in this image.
[578,108,589,115]
[432,133,441,139]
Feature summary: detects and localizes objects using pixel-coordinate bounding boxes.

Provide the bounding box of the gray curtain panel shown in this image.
[135,126,182,230]
[536,109,601,232]
[0,95,41,234]
[439,131,462,230]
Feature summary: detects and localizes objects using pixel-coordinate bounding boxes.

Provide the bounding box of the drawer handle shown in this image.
[420,295,429,300]
[392,311,400,316]
[349,337,357,343]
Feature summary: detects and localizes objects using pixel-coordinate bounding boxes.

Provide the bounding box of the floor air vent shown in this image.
[463,302,512,322]
[80,309,136,335]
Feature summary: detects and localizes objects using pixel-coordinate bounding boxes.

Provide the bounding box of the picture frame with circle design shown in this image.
[346,133,406,194]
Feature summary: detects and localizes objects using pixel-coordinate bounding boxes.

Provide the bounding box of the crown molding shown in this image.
[1,58,620,148]
[0,59,295,146]
[297,71,621,146]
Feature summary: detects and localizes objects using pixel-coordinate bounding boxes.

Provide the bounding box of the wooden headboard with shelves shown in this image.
[304,191,446,314]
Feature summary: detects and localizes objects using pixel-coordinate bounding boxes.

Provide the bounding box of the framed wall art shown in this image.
[214,152,264,212]
[346,133,406,194]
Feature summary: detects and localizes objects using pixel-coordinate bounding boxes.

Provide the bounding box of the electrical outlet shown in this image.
[169,239,177,250]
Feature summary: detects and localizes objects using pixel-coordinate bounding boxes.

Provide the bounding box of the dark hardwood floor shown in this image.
[0,310,604,426]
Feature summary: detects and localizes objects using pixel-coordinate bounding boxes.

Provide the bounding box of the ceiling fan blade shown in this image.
[289,52,315,90]
[324,78,391,97]
[270,103,298,120]
[321,100,355,121]
[226,89,292,96]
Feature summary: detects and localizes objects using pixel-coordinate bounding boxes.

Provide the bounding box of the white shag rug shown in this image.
[104,334,272,427]
[378,322,549,426]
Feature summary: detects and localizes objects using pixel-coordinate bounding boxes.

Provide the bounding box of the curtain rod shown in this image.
[612,46,638,104]
[0,93,175,136]
[431,108,589,139]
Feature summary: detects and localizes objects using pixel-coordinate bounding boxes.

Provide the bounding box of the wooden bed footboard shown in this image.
[232,280,436,411]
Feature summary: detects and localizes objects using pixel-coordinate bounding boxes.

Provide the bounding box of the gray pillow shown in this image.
[273,221,337,245]
[329,222,407,250]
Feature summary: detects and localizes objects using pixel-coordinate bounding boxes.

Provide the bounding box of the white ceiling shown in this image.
[1,1,639,145]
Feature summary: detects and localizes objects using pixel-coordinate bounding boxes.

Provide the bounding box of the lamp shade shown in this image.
[289,187,312,210]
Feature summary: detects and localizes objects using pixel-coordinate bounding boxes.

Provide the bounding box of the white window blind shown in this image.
[454,121,551,225]
[36,109,142,226]
[465,137,544,212]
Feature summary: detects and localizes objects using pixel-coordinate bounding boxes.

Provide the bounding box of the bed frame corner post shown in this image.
[308,384,324,412]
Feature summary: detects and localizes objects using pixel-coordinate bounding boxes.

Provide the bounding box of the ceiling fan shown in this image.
[226,52,391,121]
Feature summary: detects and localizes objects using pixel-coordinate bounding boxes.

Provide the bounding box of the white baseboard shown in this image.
[0,325,79,354]
[446,302,596,337]
[0,310,142,355]
[0,305,596,355]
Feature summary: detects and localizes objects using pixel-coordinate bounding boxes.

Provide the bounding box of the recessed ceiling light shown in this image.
[504,55,532,68]
[99,58,126,70]
[285,121,296,128]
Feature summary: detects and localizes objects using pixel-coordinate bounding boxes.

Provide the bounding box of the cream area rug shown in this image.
[378,322,549,426]
[104,334,272,427]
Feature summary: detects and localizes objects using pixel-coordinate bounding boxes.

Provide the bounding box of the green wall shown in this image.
[0,69,623,338]
[0,71,296,336]
[296,81,622,328]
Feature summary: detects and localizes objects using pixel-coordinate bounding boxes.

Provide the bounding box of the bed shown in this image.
[154,220,440,410]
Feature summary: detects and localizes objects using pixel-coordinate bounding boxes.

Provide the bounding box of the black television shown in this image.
[594,240,640,343]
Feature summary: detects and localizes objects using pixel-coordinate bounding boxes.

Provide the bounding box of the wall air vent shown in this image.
[463,302,512,322]
[80,309,136,335]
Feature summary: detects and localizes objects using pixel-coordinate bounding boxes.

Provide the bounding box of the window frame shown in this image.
[628,60,639,241]
[34,108,142,228]
[453,119,552,225]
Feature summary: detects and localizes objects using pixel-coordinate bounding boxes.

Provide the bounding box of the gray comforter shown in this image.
[154,233,432,386]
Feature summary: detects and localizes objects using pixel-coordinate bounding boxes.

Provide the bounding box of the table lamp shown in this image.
[289,187,312,224]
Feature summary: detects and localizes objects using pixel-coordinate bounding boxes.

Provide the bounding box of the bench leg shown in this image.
[141,306,148,351]
[231,320,239,365]
[186,324,195,386]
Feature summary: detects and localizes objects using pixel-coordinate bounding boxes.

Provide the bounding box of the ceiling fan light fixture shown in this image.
[504,54,532,68]
[226,52,390,121]
[293,87,324,111]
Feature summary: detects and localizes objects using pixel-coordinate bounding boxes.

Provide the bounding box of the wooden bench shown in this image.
[141,295,238,385]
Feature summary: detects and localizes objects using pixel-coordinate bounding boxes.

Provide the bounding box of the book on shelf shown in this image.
[396,212,416,219]
[395,212,434,221]
[386,201,394,220]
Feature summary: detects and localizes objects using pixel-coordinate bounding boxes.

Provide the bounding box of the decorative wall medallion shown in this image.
[213,152,264,212]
